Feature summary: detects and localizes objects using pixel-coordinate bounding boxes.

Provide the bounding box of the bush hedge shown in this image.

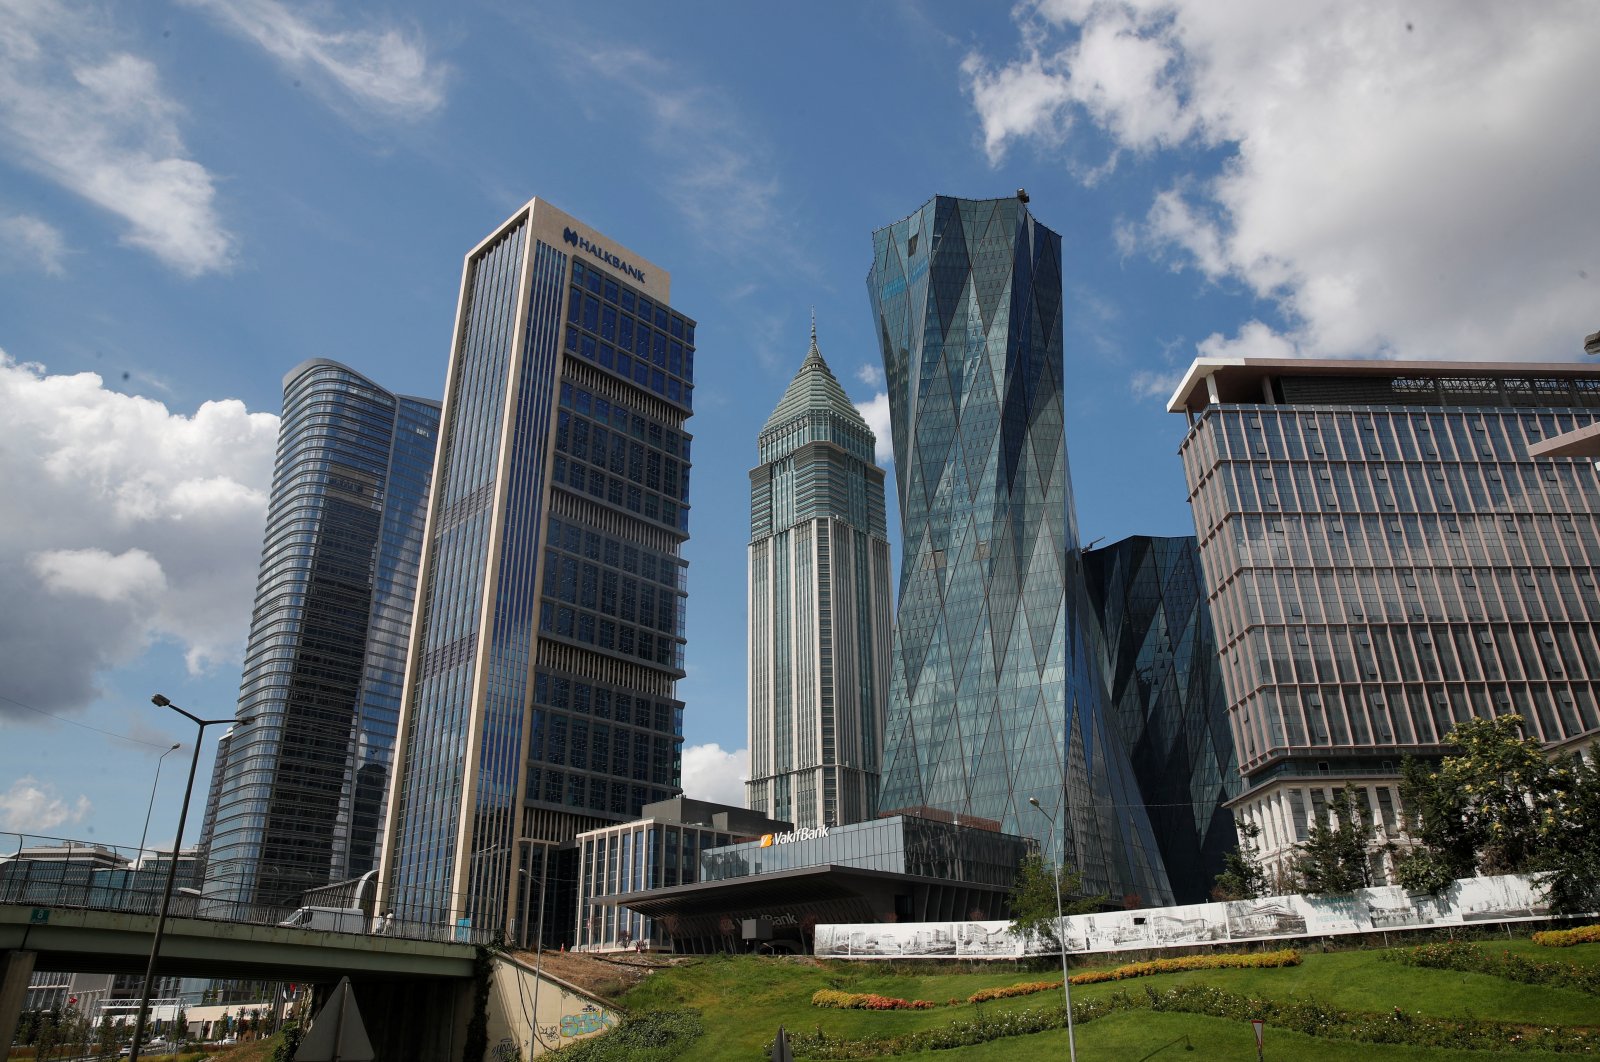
[778,983,1599,1059]
[1391,939,1600,995]
[1533,924,1600,948]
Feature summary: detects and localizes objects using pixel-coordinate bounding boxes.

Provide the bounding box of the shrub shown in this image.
[1533,924,1600,948]
[550,1008,702,1061]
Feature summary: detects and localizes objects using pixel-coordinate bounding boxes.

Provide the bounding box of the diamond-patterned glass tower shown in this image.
[1083,535,1238,903]
[746,324,893,829]
[867,194,1172,904]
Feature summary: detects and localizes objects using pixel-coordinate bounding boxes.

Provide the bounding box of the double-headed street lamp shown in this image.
[1028,796,1078,1062]
[136,743,183,875]
[128,695,251,1062]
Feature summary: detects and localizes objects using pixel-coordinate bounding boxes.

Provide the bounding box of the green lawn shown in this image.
[607,938,1600,1061]
[932,1010,1584,1062]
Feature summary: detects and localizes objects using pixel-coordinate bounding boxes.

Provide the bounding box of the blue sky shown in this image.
[2,0,1596,850]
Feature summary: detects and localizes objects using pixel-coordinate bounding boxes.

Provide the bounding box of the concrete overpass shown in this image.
[0,904,620,1059]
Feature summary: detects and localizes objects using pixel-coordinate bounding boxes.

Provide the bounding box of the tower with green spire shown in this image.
[747,321,892,828]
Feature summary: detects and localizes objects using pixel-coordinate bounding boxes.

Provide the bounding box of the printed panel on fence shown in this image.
[816,873,1555,960]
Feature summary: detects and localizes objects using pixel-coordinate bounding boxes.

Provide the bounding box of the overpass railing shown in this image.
[0,831,505,946]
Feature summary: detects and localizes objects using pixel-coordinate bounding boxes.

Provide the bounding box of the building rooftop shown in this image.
[1167,356,1600,415]
[760,321,872,437]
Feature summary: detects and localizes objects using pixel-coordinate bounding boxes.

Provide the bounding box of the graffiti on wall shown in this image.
[560,1003,615,1038]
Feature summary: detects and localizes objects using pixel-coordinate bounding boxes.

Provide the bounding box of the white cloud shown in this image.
[855,392,894,465]
[0,351,277,714]
[33,547,168,603]
[965,0,1600,363]
[0,3,234,276]
[855,363,884,387]
[0,213,68,275]
[555,43,786,262]
[0,776,92,834]
[1195,320,1300,361]
[679,743,748,808]
[181,0,447,119]
[1129,369,1182,402]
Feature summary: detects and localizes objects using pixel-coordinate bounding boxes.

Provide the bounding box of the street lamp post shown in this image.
[1028,796,1078,1062]
[520,839,555,1057]
[135,743,183,888]
[128,695,250,1062]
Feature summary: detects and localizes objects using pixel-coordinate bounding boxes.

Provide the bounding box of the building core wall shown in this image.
[1083,535,1238,903]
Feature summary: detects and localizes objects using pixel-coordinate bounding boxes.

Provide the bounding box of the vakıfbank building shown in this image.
[379,200,694,943]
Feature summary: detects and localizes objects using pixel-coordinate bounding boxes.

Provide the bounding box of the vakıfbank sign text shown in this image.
[760,825,830,847]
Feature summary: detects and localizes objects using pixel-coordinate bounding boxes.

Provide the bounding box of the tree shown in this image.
[1212,821,1271,901]
[1539,751,1600,915]
[95,1015,122,1058]
[1395,714,1568,892]
[1009,853,1105,952]
[1293,785,1384,894]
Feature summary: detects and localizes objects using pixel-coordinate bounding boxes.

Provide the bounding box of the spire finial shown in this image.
[810,307,817,348]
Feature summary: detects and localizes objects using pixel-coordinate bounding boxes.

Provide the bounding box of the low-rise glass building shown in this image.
[573,797,786,952]
[604,812,1035,953]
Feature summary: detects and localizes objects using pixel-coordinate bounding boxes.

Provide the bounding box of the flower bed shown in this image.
[966,949,1301,1003]
[1533,924,1600,948]
[811,989,937,1010]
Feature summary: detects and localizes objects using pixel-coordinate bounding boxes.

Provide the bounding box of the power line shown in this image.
[0,692,177,751]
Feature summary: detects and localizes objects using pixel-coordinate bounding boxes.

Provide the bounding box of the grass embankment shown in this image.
[607,939,1600,1061]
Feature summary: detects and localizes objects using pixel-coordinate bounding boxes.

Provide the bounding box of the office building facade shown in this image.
[867,193,1171,905]
[1083,535,1238,903]
[379,200,693,942]
[746,327,892,829]
[201,360,439,908]
[1169,358,1600,881]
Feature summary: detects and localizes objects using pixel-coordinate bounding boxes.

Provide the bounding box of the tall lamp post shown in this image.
[136,743,183,881]
[520,839,556,1056]
[1028,796,1078,1062]
[129,695,250,1062]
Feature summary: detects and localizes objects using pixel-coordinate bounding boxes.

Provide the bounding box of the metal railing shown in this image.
[0,831,505,947]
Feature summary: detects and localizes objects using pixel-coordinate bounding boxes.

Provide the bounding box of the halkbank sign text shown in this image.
[563,227,646,284]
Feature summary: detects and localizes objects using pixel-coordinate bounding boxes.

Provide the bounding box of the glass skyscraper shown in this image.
[1083,535,1237,903]
[867,193,1172,905]
[202,359,439,908]
[746,325,892,829]
[379,200,693,941]
[1169,357,1600,882]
